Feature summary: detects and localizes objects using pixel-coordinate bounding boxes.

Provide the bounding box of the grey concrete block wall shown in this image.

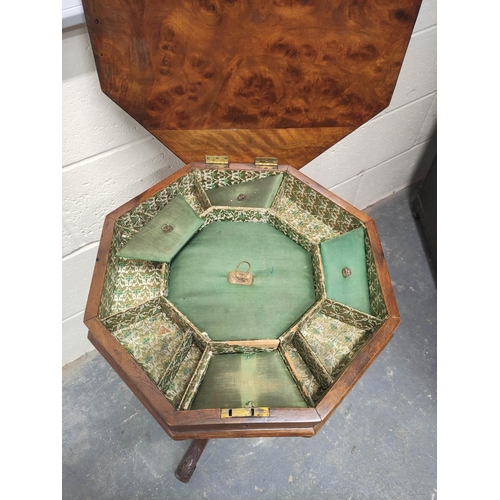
[62,0,437,366]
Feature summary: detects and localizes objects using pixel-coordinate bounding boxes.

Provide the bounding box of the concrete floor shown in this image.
[62,186,437,500]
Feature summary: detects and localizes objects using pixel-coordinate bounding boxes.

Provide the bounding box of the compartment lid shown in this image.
[82,0,422,167]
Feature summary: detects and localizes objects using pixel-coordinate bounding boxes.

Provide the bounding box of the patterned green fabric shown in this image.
[105,259,165,317]
[96,168,391,411]
[163,345,202,408]
[293,331,333,388]
[168,221,316,341]
[320,298,382,331]
[280,346,320,406]
[179,348,213,409]
[190,352,308,409]
[299,311,367,380]
[320,227,371,314]
[201,207,270,226]
[272,174,362,235]
[206,174,283,208]
[210,342,277,355]
[111,310,187,384]
[364,230,389,319]
[196,168,281,191]
[116,194,203,263]
[157,334,193,393]
[273,197,340,244]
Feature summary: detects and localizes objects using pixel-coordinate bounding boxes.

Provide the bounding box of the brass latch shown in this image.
[254,157,278,168]
[205,155,229,167]
[228,261,253,286]
[221,407,270,418]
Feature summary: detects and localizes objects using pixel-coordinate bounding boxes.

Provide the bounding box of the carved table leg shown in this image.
[175,439,209,483]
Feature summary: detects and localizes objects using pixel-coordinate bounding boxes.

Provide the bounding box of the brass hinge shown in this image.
[205,155,229,167]
[221,407,270,418]
[255,157,278,168]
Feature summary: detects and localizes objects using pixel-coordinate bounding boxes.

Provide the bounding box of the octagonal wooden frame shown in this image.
[84,162,400,446]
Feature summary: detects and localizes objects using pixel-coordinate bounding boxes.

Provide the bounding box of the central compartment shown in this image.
[168,221,316,341]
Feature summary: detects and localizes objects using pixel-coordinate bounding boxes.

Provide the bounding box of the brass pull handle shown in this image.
[228,261,253,285]
[235,260,251,274]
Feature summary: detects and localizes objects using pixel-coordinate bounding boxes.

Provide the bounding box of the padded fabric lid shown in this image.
[116,194,203,263]
[206,174,283,208]
[320,227,371,314]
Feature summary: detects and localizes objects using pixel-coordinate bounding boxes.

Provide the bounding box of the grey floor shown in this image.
[62,186,437,500]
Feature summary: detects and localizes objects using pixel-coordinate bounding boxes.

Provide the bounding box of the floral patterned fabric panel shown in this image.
[300,311,366,376]
[200,207,271,226]
[112,311,186,383]
[364,230,389,319]
[163,345,202,408]
[179,348,213,410]
[286,345,322,402]
[320,298,383,331]
[102,297,162,331]
[267,212,316,253]
[274,175,361,234]
[272,196,340,244]
[196,168,281,191]
[107,258,165,316]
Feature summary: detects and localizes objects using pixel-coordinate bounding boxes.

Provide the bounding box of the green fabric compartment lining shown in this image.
[190,352,307,409]
[320,227,371,314]
[168,221,316,341]
[116,194,203,263]
[206,174,283,208]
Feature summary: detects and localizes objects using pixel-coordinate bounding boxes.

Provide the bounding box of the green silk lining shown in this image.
[190,352,307,409]
[206,174,283,208]
[168,222,316,341]
[116,194,203,263]
[320,227,371,314]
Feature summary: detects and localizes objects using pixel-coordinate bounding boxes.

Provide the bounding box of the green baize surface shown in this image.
[191,352,307,409]
[116,194,203,263]
[320,227,372,314]
[206,174,283,208]
[168,222,316,341]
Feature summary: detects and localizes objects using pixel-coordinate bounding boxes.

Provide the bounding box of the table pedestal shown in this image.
[175,439,209,483]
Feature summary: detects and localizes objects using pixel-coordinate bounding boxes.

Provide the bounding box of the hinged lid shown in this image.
[82,0,422,167]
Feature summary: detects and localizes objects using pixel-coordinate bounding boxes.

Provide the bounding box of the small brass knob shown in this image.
[237,193,246,201]
[342,267,352,278]
[162,224,174,233]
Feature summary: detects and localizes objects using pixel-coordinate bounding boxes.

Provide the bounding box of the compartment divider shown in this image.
[279,327,297,348]
[157,332,193,392]
[311,246,326,301]
[178,347,213,410]
[161,298,210,351]
[293,331,333,388]
[192,173,212,212]
[269,171,288,210]
[320,297,383,331]
[210,339,279,355]
[279,346,315,407]
[267,212,315,253]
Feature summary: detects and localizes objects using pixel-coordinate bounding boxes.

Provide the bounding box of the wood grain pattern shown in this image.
[150,127,357,167]
[82,0,421,166]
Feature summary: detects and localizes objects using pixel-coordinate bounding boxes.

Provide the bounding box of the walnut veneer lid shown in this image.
[82,0,421,168]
